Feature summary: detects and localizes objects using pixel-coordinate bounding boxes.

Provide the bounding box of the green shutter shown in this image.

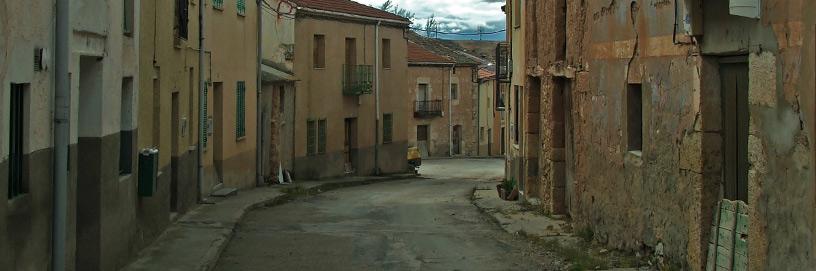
[236,81,246,139]
[212,0,223,9]
[307,120,316,155]
[383,114,393,143]
[203,84,208,148]
[237,0,246,15]
[318,119,327,154]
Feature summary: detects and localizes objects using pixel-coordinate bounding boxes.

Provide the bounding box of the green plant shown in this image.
[502,178,516,192]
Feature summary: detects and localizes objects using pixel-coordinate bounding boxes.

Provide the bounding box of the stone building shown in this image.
[291,0,411,178]
[406,33,481,157]
[504,0,816,269]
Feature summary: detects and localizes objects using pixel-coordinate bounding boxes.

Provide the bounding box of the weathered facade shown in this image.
[261,0,297,182]
[406,33,480,157]
[291,0,411,179]
[477,68,505,156]
[1,0,142,269]
[506,0,816,269]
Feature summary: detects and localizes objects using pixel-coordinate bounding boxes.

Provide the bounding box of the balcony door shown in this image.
[417,83,429,101]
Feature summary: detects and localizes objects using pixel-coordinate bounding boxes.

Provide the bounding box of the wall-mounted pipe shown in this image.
[52,0,70,269]
[197,0,206,202]
[374,20,381,175]
[256,0,264,186]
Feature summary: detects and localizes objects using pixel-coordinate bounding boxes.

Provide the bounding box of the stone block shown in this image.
[679,132,703,171]
[748,52,777,107]
[746,135,767,174]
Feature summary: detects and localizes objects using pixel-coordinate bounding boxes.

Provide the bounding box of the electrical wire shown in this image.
[410,27,506,36]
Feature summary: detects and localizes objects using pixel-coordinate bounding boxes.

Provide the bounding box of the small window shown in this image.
[513,0,521,28]
[627,84,643,152]
[236,81,247,139]
[480,127,485,142]
[318,119,327,154]
[383,114,393,143]
[212,0,224,10]
[174,0,189,39]
[307,120,316,155]
[313,35,326,69]
[451,83,459,100]
[8,83,28,199]
[382,39,391,69]
[120,78,134,175]
[124,0,134,36]
[237,0,246,16]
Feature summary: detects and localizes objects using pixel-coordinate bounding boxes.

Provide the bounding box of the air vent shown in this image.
[730,0,760,19]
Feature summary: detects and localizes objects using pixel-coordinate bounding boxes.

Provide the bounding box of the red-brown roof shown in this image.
[478,68,495,79]
[293,0,410,23]
[408,41,455,64]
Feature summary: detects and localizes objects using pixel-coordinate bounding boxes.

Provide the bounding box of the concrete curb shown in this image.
[123,174,415,271]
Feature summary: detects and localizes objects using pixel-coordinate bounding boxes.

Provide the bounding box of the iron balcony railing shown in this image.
[343,65,373,96]
[414,100,443,118]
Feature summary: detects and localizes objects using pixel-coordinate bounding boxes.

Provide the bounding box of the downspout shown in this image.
[197,0,206,202]
[53,0,70,269]
[374,21,381,175]
[448,64,454,157]
[256,0,264,186]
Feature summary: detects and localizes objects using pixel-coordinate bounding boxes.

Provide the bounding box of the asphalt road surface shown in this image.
[214,158,557,271]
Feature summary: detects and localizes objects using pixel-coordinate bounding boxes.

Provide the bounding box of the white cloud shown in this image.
[355,0,506,34]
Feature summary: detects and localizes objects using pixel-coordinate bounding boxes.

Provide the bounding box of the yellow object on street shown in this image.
[407,147,421,161]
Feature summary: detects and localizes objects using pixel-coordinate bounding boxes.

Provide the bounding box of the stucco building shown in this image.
[505,0,816,269]
[406,33,480,157]
[1,0,142,269]
[476,68,504,157]
[290,0,411,179]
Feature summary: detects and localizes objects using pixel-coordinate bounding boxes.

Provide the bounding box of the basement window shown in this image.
[627,84,643,153]
[8,83,28,199]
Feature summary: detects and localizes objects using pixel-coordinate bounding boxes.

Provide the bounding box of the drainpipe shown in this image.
[256,0,263,186]
[448,64,454,157]
[197,0,206,202]
[52,0,70,269]
[374,21,381,175]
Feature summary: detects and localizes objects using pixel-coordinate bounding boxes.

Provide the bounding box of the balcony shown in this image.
[343,65,373,96]
[414,100,443,118]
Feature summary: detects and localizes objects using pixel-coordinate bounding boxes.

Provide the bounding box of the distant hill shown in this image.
[438,40,501,64]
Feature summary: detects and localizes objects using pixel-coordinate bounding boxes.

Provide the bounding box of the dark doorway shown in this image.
[76,56,103,270]
[345,38,357,66]
[720,59,749,201]
[213,82,224,185]
[344,118,358,174]
[452,125,462,155]
[171,92,180,213]
[417,125,430,156]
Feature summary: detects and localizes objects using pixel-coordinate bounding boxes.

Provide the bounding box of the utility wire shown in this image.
[410,27,506,36]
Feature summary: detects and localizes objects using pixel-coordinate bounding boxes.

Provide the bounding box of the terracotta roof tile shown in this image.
[408,41,454,64]
[292,0,410,23]
[478,68,495,79]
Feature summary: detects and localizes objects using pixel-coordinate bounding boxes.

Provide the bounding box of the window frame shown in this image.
[313,34,326,69]
[383,114,393,144]
[317,119,327,154]
[307,120,317,155]
[236,81,247,140]
[451,83,459,100]
[382,39,392,69]
[627,83,643,153]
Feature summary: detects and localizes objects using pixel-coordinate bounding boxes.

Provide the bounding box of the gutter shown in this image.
[296,6,410,26]
[448,64,454,156]
[374,20,381,175]
[53,0,70,269]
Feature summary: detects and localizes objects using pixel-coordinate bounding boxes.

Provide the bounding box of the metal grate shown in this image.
[307,120,316,155]
[212,0,224,9]
[342,65,373,95]
[237,0,246,15]
[318,119,327,154]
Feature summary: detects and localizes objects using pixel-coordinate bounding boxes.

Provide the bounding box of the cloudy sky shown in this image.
[355,0,507,40]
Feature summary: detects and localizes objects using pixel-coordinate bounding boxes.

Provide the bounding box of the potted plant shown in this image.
[497,179,518,200]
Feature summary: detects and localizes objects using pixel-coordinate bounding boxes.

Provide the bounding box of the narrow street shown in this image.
[214,159,556,270]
